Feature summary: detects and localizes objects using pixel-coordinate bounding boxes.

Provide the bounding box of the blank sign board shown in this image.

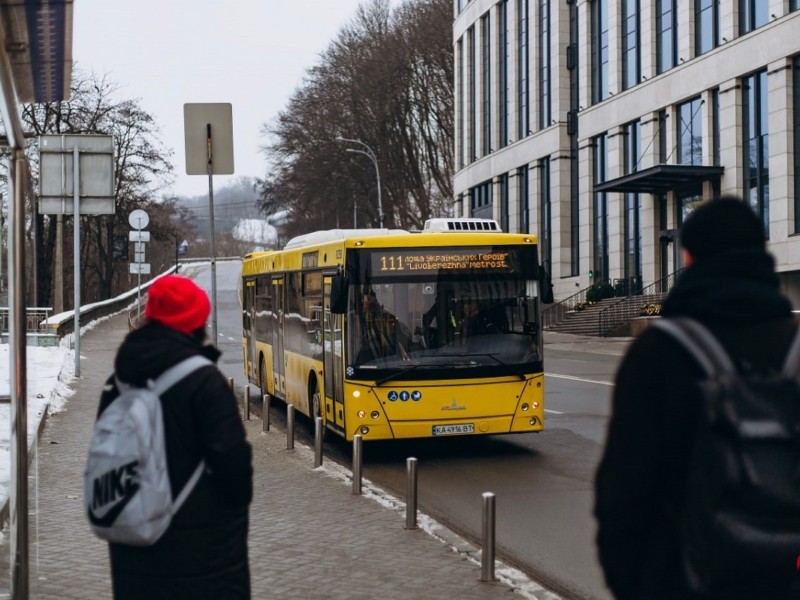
[38,134,115,215]
[183,103,234,175]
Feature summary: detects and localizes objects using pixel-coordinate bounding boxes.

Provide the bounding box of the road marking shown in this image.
[546,373,614,387]
[544,408,564,414]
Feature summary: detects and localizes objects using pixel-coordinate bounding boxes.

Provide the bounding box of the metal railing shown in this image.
[0,307,53,335]
[597,269,684,336]
[542,285,593,330]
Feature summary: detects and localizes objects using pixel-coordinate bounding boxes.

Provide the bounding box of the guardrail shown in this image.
[0,307,53,334]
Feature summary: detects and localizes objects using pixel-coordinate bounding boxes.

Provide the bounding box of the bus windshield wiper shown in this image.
[447,353,525,380]
[375,364,423,386]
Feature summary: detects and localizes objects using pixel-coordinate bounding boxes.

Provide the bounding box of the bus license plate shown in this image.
[432,423,475,436]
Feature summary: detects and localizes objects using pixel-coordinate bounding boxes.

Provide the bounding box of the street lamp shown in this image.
[335,136,385,228]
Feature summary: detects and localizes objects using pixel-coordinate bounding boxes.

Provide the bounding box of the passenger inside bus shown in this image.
[355,287,410,363]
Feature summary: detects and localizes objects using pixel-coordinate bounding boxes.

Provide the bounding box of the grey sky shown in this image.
[72,1,388,198]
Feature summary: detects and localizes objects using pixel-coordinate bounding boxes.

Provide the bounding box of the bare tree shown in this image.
[258,0,453,237]
[20,69,176,306]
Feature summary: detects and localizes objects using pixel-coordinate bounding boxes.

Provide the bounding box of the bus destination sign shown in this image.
[371,248,514,276]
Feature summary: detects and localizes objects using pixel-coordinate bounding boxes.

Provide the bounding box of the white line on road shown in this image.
[546,373,614,387]
[544,408,564,414]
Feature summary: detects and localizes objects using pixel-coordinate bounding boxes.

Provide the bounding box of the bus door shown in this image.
[323,276,345,430]
[271,275,286,398]
[243,279,256,382]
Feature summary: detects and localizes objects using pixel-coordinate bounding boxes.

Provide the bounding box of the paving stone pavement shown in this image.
[0,312,562,599]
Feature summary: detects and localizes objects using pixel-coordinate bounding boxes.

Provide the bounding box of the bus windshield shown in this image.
[345,276,542,373]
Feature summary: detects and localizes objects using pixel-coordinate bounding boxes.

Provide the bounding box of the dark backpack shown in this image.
[652,317,800,598]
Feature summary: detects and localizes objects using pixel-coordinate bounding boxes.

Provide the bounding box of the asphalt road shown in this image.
[193,260,629,600]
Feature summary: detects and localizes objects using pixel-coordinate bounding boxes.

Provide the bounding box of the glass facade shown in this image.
[677,97,703,166]
[470,179,494,219]
[695,0,720,56]
[621,0,640,90]
[739,0,768,35]
[468,26,476,162]
[481,13,491,155]
[794,57,800,233]
[593,134,609,283]
[591,0,609,104]
[517,0,529,139]
[623,121,642,291]
[457,37,464,169]
[539,0,551,128]
[518,164,530,233]
[539,158,551,266]
[656,0,677,74]
[499,0,511,148]
[742,70,769,236]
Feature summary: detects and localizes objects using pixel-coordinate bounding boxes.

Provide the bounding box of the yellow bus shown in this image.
[241,218,552,442]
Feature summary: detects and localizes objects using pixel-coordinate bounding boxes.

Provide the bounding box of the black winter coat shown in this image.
[98,322,253,600]
[594,250,797,600]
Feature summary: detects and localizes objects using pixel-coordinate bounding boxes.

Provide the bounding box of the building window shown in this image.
[677,97,703,166]
[623,121,642,292]
[539,0,551,128]
[621,0,640,91]
[539,158,551,266]
[499,0,511,148]
[500,174,509,232]
[517,0,530,139]
[591,0,609,104]
[593,133,609,283]
[518,165,530,233]
[470,179,494,219]
[468,26,477,162]
[481,13,491,156]
[658,109,668,162]
[794,57,800,233]
[656,0,677,74]
[743,70,769,236]
[739,0,768,35]
[695,0,720,56]
[457,37,464,169]
[712,88,720,166]
[793,0,800,12]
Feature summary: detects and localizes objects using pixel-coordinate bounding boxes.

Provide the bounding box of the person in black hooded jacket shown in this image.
[594,197,797,599]
[98,275,253,600]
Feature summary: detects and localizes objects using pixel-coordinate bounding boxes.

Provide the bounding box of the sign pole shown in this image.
[73,145,81,378]
[207,123,218,345]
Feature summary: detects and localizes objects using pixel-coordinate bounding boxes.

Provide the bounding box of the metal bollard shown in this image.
[480,492,496,582]
[262,394,270,432]
[229,377,234,391]
[352,434,362,495]
[314,417,323,467]
[405,457,418,530]
[287,404,295,450]
[244,386,251,421]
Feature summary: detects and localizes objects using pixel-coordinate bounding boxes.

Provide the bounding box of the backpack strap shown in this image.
[649,317,736,378]
[151,355,214,396]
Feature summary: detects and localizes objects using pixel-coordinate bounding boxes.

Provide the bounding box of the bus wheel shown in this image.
[308,378,322,436]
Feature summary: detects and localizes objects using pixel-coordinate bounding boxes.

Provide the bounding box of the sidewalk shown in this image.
[0,311,562,599]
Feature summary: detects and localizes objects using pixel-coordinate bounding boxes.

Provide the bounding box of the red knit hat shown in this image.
[145,275,211,334]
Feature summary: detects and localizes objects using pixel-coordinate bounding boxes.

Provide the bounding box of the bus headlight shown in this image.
[357,410,366,419]
[529,417,539,426]
[521,403,529,411]
[370,411,380,419]
[532,401,539,409]
[360,426,369,435]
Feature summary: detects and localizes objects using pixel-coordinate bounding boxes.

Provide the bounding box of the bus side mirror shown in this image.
[330,274,349,314]
[540,264,554,305]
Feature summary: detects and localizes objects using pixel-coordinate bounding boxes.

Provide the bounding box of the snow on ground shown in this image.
[0,313,120,507]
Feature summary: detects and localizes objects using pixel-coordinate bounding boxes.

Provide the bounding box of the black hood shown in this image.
[115,322,221,386]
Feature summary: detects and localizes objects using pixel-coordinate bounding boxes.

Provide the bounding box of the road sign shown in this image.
[128,209,149,230]
[38,135,115,215]
[183,103,235,175]
[129,230,151,242]
[134,249,145,263]
[129,263,151,275]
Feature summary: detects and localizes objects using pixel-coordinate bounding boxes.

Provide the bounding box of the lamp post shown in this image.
[335,136,385,228]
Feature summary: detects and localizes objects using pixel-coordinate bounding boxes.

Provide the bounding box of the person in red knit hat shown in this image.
[97,274,253,599]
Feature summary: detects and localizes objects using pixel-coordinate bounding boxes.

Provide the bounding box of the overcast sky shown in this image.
[72,1,395,199]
